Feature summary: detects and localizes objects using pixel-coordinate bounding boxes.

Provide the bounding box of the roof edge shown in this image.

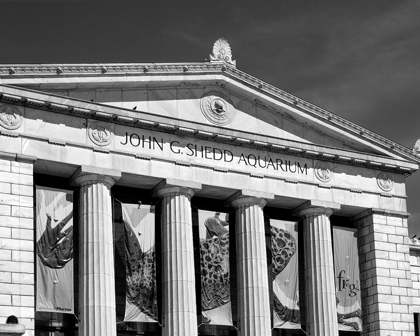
[1,62,418,164]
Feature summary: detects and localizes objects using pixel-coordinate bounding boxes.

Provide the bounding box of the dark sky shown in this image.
[2,0,420,234]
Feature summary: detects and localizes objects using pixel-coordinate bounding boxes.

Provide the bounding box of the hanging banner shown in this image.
[270,219,300,329]
[333,226,362,331]
[122,203,158,323]
[198,210,232,326]
[36,187,74,314]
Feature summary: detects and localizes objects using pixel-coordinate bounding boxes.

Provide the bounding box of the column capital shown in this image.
[152,178,201,199]
[70,166,121,189]
[225,189,274,209]
[292,200,340,218]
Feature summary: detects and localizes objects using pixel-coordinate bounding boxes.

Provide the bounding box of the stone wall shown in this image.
[355,209,414,336]
[0,154,35,336]
[409,246,420,315]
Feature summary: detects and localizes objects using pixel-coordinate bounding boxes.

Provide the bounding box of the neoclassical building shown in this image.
[0,39,420,336]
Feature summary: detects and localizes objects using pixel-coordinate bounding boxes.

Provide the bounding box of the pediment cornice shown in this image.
[1,62,419,165]
[0,84,417,175]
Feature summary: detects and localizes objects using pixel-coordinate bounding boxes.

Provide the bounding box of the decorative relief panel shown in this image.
[200,92,235,126]
[377,172,394,192]
[0,104,23,130]
[88,121,113,146]
[315,161,333,183]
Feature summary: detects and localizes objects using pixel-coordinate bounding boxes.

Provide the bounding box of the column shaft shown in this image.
[233,197,270,336]
[302,210,338,336]
[78,180,116,336]
[159,187,197,336]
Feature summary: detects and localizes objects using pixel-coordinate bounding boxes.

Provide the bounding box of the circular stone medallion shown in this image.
[377,172,394,192]
[200,92,235,126]
[88,121,113,146]
[315,162,333,183]
[0,104,23,130]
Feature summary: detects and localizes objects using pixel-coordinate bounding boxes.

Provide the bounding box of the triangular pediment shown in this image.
[0,62,418,170]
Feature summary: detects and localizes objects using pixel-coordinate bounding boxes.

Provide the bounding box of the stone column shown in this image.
[293,200,340,336]
[227,191,273,336]
[71,166,121,336]
[154,180,201,336]
[353,209,414,336]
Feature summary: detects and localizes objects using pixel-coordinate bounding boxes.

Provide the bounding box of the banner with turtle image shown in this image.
[198,210,232,326]
[270,219,300,329]
[122,203,158,323]
[333,226,362,331]
[36,187,74,313]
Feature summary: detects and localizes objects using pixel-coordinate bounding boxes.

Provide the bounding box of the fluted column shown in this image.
[157,186,198,336]
[294,201,340,336]
[72,167,121,336]
[230,196,271,336]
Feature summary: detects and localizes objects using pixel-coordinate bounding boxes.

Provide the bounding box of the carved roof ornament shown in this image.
[413,139,420,156]
[210,38,236,66]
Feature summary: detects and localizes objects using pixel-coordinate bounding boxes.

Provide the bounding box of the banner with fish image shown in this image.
[270,219,300,329]
[333,226,362,331]
[122,203,158,323]
[198,210,232,326]
[36,187,74,314]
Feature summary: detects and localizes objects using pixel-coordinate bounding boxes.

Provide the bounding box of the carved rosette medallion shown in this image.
[200,92,235,126]
[315,162,333,183]
[377,172,394,192]
[0,104,23,130]
[88,122,113,146]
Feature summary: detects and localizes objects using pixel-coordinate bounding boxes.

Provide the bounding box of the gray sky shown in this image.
[1,0,420,234]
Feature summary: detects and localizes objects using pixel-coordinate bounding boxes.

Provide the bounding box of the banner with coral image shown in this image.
[36,187,74,313]
[122,203,158,323]
[270,219,300,329]
[198,210,232,326]
[333,226,362,331]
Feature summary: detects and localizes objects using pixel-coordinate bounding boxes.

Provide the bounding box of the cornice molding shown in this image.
[0,87,416,175]
[0,62,418,167]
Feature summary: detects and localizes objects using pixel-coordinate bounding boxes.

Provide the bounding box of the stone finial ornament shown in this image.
[413,139,420,156]
[210,38,236,66]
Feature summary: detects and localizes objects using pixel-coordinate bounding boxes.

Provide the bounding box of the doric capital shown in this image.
[230,196,267,210]
[152,178,201,199]
[225,189,274,209]
[156,186,196,200]
[292,200,340,219]
[70,166,121,189]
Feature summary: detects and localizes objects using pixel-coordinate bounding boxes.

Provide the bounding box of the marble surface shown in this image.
[0,324,25,336]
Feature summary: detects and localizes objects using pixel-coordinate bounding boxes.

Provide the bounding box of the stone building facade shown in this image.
[0,40,419,336]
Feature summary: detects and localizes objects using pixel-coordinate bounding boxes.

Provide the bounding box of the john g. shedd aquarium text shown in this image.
[120,132,308,175]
